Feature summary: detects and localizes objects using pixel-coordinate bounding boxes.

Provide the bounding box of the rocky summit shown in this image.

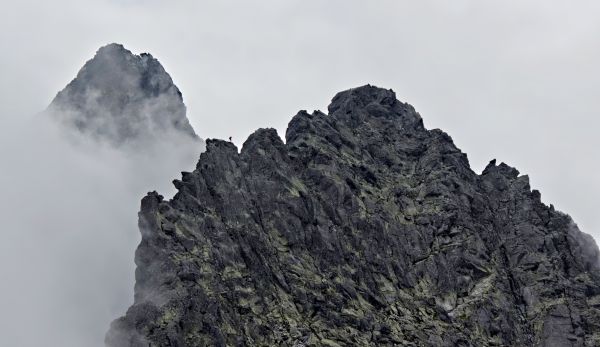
[47,43,198,146]
[107,85,600,346]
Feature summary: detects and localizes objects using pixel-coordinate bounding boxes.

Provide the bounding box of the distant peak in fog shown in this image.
[47,43,199,146]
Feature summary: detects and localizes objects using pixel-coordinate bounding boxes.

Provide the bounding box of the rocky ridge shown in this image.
[108,85,600,346]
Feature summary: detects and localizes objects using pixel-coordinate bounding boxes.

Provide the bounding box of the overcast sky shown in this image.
[0,1,599,346]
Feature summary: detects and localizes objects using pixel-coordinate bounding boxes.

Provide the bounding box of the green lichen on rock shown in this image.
[107,85,600,346]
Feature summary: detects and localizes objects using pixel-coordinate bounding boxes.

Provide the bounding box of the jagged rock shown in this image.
[107,85,600,346]
[47,43,198,146]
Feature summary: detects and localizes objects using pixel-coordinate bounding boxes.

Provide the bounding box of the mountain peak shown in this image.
[108,86,600,346]
[95,42,128,55]
[47,43,198,146]
[328,84,397,114]
[327,84,423,129]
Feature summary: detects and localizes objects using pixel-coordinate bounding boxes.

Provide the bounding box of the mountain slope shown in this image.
[107,85,600,346]
[47,43,198,146]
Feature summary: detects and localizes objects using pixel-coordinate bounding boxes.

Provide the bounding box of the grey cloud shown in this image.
[0,113,201,347]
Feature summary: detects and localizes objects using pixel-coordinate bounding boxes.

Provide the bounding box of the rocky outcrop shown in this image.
[107,85,600,346]
[47,43,198,146]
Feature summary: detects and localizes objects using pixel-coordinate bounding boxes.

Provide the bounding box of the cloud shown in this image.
[0,104,201,346]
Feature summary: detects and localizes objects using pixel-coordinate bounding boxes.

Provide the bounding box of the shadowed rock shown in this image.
[107,85,600,346]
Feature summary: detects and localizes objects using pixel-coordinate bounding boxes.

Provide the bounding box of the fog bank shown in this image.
[0,113,201,347]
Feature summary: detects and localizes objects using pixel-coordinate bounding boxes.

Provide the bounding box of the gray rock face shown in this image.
[48,43,198,146]
[107,85,600,346]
